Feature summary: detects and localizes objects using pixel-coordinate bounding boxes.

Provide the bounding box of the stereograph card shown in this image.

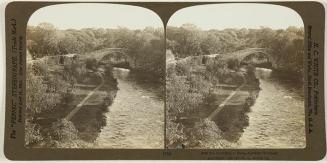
[3,0,326,160]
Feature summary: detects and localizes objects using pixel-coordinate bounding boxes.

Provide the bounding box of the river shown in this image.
[237,67,306,148]
[95,68,164,148]
[93,67,305,149]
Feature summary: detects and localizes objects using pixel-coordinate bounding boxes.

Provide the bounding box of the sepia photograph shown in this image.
[25,3,165,148]
[3,0,327,160]
[166,4,306,149]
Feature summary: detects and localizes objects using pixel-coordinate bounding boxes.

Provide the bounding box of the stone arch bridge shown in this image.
[93,48,134,69]
[224,48,273,68]
[199,48,273,69]
[175,48,273,69]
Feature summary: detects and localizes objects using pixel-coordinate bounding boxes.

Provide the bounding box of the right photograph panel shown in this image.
[166,3,306,149]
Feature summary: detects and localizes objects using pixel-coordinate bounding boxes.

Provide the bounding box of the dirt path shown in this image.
[65,73,104,121]
[208,84,245,120]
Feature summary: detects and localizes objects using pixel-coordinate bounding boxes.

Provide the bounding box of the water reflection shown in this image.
[113,67,130,79]
[254,68,272,80]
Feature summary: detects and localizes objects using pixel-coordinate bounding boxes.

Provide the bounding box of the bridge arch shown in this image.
[97,48,134,69]
[226,48,273,69]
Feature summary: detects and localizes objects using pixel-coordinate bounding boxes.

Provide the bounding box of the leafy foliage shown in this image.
[166,24,304,148]
[27,23,165,79]
[26,23,164,147]
[167,24,304,75]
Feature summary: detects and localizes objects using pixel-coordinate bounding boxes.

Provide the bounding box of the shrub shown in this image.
[166,75,203,118]
[166,63,176,78]
[166,121,187,148]
[63,61,84,82]
[31,60,48,76]
[25,121,43,146]
[26,70,61,115]
[26,61,75,147]
[26,69,64,147]
[191,119,232,148]
[85,58,98,71]
[227,58,239,70]
[174,60,192,76]
[193,119,222,141]
[204,58,227,85]
[45,119,80,148]
[74,66,88,81]
[187,74,211,94]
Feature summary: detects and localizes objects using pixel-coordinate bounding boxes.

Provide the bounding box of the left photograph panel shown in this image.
[25,3,165,148]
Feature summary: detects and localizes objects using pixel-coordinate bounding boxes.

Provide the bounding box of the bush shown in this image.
[25,70,64,147]
[166,63,176,78]
[174,60,192,76]
[166,75,203,117]
[25,121,43,146]
[45,119,81,148]
[63,61,84,82]
[191,119,232,148]
[26,60,76,147]
[85,58,98,71]
[193,119,222,141]
[166,121,187,148]
[187,74,211,94]
[204,58,227,85]
[26,69,61,115]
[227,58,239,70]
[31,60,48,76]
[74,66,88,80]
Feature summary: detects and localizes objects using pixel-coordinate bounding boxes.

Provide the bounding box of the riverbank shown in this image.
[26,54,118,148]
[69,65,118,143]
[166,53,260,148]
[26,48,165,148]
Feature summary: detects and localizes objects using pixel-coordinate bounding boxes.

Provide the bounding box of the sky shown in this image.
[29,3,304,30]
[168,3,304,30]
[28,3,164,30]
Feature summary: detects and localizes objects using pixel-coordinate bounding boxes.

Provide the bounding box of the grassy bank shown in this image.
[26,52,118,148]
[166,51,260,149]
